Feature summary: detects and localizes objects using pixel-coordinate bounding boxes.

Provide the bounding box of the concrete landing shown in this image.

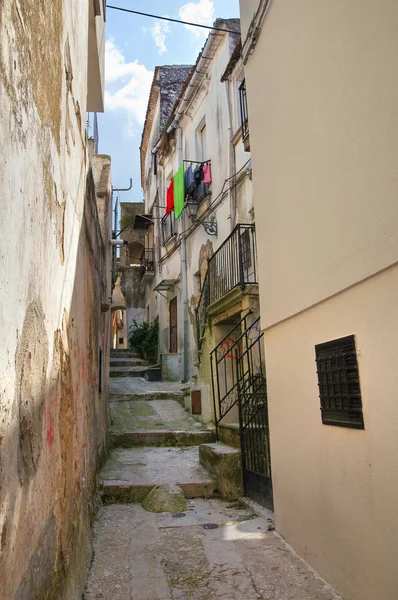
[110,377,185,403]
[100,447,216,503]
[109,399,215,446]
[84,499,341,600]
[110,399,212,433]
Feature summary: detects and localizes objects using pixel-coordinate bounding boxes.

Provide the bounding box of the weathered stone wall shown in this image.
[120,266,146,335]
[0,2,110,599]
[119,202,145,267]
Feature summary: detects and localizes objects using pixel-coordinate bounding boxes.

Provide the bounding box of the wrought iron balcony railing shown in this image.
[140,248,155,280]
[195,223,257,355]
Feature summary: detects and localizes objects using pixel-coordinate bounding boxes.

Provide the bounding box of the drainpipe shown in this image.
[177,126,189,383]
[225,79,236,229]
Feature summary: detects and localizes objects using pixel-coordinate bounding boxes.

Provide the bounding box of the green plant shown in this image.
[120,215,133,230]
[128,316,159,361]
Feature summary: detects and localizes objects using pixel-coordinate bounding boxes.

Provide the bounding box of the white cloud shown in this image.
[151,19,170,55]
[104,39,153,128]
[178,0,214,37]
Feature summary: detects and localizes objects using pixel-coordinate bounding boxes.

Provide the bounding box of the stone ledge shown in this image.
[218,422,241,448]
[110,429,216,448]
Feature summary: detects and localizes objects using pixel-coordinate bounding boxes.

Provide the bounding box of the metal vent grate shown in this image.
[315,335,364,429]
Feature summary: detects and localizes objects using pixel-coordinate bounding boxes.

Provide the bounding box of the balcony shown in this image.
[140,249,155,282]
[195,224,258,353]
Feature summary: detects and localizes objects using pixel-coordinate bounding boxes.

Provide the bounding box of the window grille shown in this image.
[162,211,176,245]
[239,80,249,140]
[315,335,364,429]
[240,228,252,274]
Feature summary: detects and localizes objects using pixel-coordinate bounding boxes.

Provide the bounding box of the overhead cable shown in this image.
[106,5,238,34]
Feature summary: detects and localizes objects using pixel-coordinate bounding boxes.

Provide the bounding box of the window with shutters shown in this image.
[315,335,364,429]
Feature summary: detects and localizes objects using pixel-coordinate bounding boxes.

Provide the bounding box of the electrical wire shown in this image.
[106,5,239,34]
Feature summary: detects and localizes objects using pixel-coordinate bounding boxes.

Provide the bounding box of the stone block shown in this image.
[199,443,243,501]
[218,423,241,448]
[141,485,187,513]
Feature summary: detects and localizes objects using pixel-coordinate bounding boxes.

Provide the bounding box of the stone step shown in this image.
[110,366,151,378]
[110,357,149,367]
[110,391,185,403]
[109,399,216,447]
[199,442,243,501]
[100,447,216,504]
[111,429,216,448]
[218,422,241,448]
[111,348,140,358]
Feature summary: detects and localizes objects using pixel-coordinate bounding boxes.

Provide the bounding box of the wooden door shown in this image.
[169,297,178,353]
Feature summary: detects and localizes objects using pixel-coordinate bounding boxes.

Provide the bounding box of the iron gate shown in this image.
[235,321,273,509]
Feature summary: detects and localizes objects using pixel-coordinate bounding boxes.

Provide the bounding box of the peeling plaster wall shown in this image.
[0,2,111,599]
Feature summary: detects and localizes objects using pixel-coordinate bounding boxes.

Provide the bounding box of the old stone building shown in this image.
[0,2,110,599]
[111,202,147,349]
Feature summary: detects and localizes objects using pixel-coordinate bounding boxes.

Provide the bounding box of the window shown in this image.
[152,151,157,176]
[196,120,207,162]
[240,228,252,274]
[239,80,249,141]
[161,211,176,245]
[315,335,364,429]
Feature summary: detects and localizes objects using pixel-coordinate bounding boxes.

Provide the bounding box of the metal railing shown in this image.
[210,312,252,432]
[236,320,272,505]
[140,248,155,279]
[195,224,257,355]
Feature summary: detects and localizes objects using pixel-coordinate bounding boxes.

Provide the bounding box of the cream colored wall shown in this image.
[242,0,398,329]
[239,0,259,40]
[264,263,398,600]
[87,0,105,112]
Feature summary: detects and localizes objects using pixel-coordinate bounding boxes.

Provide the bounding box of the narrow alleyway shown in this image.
[84,350,341,600]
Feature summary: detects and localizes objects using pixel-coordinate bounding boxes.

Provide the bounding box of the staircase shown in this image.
[109,349,153,378]
[99,350,218,506]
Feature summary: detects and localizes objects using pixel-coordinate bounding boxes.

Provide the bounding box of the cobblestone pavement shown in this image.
[84,499,342,600]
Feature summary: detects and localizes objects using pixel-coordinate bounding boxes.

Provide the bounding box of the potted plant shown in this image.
[128,316,159,362]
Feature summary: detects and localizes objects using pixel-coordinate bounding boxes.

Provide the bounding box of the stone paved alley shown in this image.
[84,351,342,600]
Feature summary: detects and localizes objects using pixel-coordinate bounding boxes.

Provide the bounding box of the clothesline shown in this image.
[165,161,212,220]
[183,159,211,165]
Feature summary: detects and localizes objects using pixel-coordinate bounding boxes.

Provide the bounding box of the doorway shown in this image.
[169,297,178,353]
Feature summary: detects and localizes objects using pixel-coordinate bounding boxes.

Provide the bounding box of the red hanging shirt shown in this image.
[166,179,174,214]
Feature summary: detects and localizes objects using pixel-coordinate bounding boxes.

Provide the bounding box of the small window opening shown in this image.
[315,335,364,429]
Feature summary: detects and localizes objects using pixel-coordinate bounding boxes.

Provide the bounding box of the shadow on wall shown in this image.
[0,166,111,600]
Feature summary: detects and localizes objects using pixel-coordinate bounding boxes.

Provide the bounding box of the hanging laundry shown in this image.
[184,164,194,188]
[166,179,174,215]
[174,163,185,220]
[203,162,212,184]
[194,164,204,184]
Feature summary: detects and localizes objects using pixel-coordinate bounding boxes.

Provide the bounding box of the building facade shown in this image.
[0,2,110,598]
[239,1,398,599]
[140,18,273,507]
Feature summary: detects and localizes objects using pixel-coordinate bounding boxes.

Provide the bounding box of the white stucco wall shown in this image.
[0,1,109,597]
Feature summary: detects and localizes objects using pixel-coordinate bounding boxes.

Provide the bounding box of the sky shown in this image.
[95,0,240,203]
